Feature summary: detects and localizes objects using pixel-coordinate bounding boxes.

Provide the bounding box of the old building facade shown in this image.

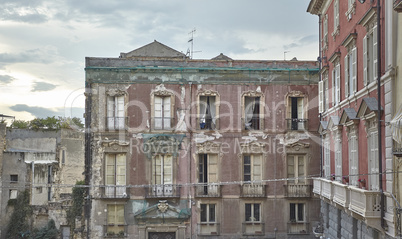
[0,125,85,239]
[308,0,401,238]
[85,41,321,238]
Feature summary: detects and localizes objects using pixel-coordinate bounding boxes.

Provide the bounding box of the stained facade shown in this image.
[85,41,321,238]
[308,0,401,238]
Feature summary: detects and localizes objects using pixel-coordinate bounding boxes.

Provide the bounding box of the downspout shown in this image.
[84,81,93,239]
[188,82,193,237]
[377,0,385,230]
[318,14,323,177]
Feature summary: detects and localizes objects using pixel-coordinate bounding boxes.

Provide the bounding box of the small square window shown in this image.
[9,189,18,199]
[10,175,18,183]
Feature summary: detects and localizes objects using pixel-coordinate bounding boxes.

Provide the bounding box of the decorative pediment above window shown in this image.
[339,108,359,127]
[356,97,382,121]
[318,121,328,135]
[142,134,185,159]
[152,84,174,96]
[242,88,264,98]
[106,89,126,96]
[358,7,377,31]
[329,51,341,64]
[342,33,357,49]
[198,90,219,97]
[196,141,221,154]
[240,142,265,154]
[286,91,305,98]
[101,140,129,152]
[328,115,342,131]
[286,142,310,153]
[134,200,191,224]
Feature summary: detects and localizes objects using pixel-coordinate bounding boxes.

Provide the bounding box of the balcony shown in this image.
[242,222,264,236]
[284,184,312,198]
[241,183,266,197]
[286,118,308,131]
[145,184,180,198]
[195,184,221,197]
[312,178,382,230]
[104,225,127,238]
[101,186,129,199]
[197,223,220,236]
[287,222,309,234]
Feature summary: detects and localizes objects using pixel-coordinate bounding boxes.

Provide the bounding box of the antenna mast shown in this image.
[188,28,196,59]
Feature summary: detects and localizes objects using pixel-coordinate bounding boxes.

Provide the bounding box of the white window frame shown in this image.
[323,138,331,179]
[243,154,262,182]
[154,95,172,130]
[335,132,342,181]
[349,131,359,186]
[344,46,357,97]
[333,0,339,33]
[105,154,126,197]
[287,154,306,184]
[363,25,378,86]
[319,80,324,113]
[332,63,340,106]
[107,95,125,130]
[322,15,328,50]
[368,130,379,190]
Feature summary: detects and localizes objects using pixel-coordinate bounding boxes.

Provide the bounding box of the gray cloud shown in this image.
[283,35,318,50]
[0,75,16,84]
[32,81,57,92]
[10,104,84,119]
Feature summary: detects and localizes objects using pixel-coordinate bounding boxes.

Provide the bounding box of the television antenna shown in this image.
[284,51,290,61]
[187,28,201,59]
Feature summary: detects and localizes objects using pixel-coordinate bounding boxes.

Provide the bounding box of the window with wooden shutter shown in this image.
[344,55,349,97]
[154,96,171,130]
[318,81,323,113]
[287,155,305,184]
[243,155,262,182]
[369,131,379,190]
[107,204,125,234]
[363,35,368,85]
[336,63,341,104]
[349,134,359,186]
[107,95,125,130]
[373,25,378,83]
[105,154,126,197]
[352,47,357,93]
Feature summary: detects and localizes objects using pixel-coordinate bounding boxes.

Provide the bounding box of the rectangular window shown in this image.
[105,154,126,197]
[319,80,324,113]
[332,63,340,105]
[334,0,339,30]
[9,189,18,199]
[200,204,216,223]
[107,95,125,130]
[198,154,218,194]
[244,96,260,130]
[324,75,329,111]
[287,155,305,184]
[10,175,18,183]
[61,150,66,165]
[363,26,378,85]
[243,155,262,182]
[335,133,342,181]
[107,204,125,234]
[290,203,304,222]
[289,97,305,130]
[349,134,359,186]
[369,131,379,190]
[324,139,331,178]
[322,15,328,49]
[344,47,357,97]
[245,203,260,222]
[199,96,217,130]
[154,96,171,130]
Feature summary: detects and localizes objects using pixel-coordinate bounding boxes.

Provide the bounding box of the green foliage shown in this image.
[9,117,84,131]
[66,180,86,231]
[32,220,58,239]
[10,120,29,129]
[6,190,32,239]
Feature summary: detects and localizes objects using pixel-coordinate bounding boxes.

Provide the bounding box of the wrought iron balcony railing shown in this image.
[145,184,180,198]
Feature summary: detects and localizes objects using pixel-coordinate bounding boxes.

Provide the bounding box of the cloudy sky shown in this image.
[0,0,318,123]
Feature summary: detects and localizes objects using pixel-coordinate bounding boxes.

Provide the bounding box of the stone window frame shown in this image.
[342,34,357,98]
[346,0,356,21]
[243,201,262,223]
[360,9,378,87]
[346,124,359,187]
[196,90,221,130]
[332,0,340,38]
[289,202,307,223]
[106,89,127,131]
[285,142,311,184]
[106,203,126,235]
[150,84,176,131]
[241,89,265,131]
[285,91,308,131]
[237,142,266,184]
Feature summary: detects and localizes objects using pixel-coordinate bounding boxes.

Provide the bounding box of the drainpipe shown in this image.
[318,14,323,178]
[376,0,385,230]
[31,161,34,204]
[84,82,93,239]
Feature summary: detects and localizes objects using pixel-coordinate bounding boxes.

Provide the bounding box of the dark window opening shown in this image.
[10,175,18,182]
